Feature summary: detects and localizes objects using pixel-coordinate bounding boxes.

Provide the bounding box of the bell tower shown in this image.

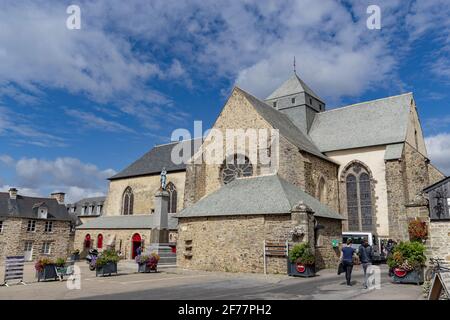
[265,73,325,133]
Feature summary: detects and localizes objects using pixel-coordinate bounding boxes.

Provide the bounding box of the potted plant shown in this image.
[71,249,80,261]
[136,252,160,273]
[387,241,426,285]
[287,243,316,277]
[95,249,120,277]
[35,257,58,282]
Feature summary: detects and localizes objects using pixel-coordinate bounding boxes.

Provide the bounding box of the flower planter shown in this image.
[138,263,158,273]
[392,268,424,285]
[96,262,118,277]
[37,264,58,282]
[287,260,315,277]
[71,254,80,261]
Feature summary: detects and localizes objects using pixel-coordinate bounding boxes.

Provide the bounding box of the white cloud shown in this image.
[0,156,116,203]
[64,108,135,133]
[0,106,66,147]
[0,154,14,166]
[425,133,450,175]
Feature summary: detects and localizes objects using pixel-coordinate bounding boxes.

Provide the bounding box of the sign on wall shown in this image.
[1,256,27,287]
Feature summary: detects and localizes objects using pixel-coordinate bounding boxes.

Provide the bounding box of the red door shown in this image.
[97,234,103,249]
[84,234,91,249]
[131,233,141,259]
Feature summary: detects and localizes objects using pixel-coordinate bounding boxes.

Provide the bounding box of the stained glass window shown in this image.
[221,154,253,184]
[344,164,373,232]
[167,182,177,213]
[346,174,359,230]
[122,187,134,215]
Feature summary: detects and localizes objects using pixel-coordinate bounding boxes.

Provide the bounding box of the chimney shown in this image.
[51,192,65,204]
[9,188,18,200]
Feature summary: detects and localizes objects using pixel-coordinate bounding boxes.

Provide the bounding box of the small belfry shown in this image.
[264,67,326,133]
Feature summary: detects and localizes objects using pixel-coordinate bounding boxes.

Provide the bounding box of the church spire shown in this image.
[293,56,296,75]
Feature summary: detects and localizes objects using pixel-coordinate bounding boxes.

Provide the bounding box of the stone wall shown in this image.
[314,217,342,269]
[385,142,445,241]
[428,163,446,185]
[0,217,73,261]
[177,212,341,274]
[104,171,186,215]
[74,229,152,260]
[303,153,340,212]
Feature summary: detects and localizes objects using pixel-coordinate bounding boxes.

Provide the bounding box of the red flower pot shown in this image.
[393,268,407,278]
[296,263,306,273]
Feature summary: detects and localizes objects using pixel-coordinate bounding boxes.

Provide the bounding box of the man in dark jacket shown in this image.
[358,240,373,289]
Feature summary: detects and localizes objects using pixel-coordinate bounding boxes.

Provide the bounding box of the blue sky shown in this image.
[0,0,449,202]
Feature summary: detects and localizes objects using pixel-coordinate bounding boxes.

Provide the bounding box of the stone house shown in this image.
[0,188,75,262]
[176,73,444,273]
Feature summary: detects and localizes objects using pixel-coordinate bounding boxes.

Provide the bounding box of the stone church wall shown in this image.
[74,229,152,260]
[177,213,341,274]
[303,153,340,212]
[104,171,186,216]
[386,143,445,241]
[314,217,341,269]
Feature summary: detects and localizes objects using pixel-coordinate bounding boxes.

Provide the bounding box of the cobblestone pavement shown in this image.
[0,261,423,300]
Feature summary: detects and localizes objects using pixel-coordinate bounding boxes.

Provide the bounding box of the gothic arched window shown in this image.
[343,163,374,232]
[166,182,177,213]
[122,187,134,215]
[220,154,253,185]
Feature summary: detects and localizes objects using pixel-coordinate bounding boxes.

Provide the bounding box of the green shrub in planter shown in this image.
[95,249,120,277]
[288,243,315,277]
[387,241,426,285]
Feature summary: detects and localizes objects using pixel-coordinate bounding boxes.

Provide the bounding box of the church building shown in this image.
[175,73,445,273]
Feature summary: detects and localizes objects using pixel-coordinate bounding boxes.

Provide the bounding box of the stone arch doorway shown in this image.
[84,234,91,249]
[97,234,103,249]
[131,233,142,259]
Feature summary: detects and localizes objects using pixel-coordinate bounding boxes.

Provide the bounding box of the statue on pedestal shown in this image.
[160,167,167,191]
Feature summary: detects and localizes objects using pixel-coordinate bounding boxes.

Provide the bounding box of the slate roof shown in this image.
[0,192,74,221]
[309,93,413,152]
[423,176,450,193]
[109,138,202,180]
[175,174,343,220]
[266,73,324,102]
[76,214,178,230]
[384,143,405,160]
[66,196,106,216]
[236,87,332,162]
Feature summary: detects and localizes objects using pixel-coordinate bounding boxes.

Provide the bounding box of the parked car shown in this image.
[342,232,386,263]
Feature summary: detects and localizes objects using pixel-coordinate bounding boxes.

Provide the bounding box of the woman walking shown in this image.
[340,238,356,286]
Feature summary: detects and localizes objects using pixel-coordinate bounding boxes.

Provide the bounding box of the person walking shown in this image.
[340,238,356,286]
[358,239,373,289]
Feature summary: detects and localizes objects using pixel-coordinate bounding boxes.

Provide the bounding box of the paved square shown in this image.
[0,261,423,300]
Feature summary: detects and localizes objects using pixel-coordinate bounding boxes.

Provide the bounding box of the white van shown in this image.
[342,232,386,263]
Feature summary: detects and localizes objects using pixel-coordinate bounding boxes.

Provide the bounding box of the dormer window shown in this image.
[273,102,277,108]
[38,207,48,219]
[96,205,102,215]
[81,206,87,215]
